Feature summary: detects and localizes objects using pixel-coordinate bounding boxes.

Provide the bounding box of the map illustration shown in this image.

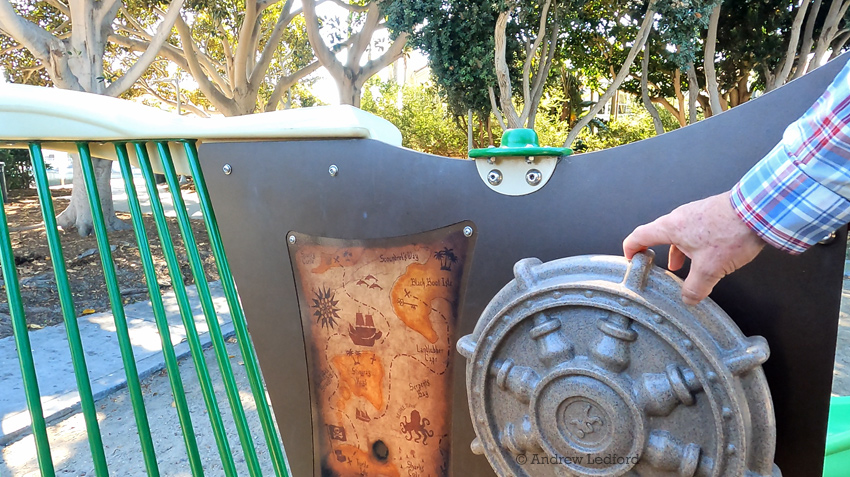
[288,224,475,477]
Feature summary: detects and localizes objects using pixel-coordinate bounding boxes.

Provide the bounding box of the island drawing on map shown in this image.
[288,223,475,477]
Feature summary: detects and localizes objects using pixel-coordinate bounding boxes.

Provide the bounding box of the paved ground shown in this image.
[0,282,232,445]
[0,339,278,476]
[107,165,202,219]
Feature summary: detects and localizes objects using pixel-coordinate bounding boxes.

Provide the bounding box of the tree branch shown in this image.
[116,18,232,96]
[106,0,186,96]
[0,0,81,90]
[302,0,345,78]
[139,79,209,117]
[328,0,369,13]
[494,10,521,128]
[521,0,552,114]
[488,86,507,130]
[263,60,321,111]
[347,1,381,71]
[216,21,236,87]
[687,62,698,124]
[703,2,724,114]
[42,0,70,16]
[810,0,850,71]
[528,3,559,128]
[793,0,822,79]
[0,2,58,60]
[831,29,850,59]
[359,31,408,79]
[0,42,25,55]
[565,0,656,145]
[774,0,810,89]
[641,33,664,135]
[233,0,260,88]
[174,15,235,114]
[250,0,296,89]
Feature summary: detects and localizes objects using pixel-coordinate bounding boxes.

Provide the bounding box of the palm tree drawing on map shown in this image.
[434,247,458,271]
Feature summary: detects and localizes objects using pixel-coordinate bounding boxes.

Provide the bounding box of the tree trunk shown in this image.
[338,75,362,107]
[697,94,713,118]
[794,0,822,79]
[57,156,130,236]
[641,37,664,135]
[486,116,494,146]
[673,69,686,127]
[494,11,522,128]
[687,62,699,124]
[771,0,810,90]
[704,3,724,115]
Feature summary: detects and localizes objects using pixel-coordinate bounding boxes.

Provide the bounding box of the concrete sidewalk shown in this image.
[0,175,217,445]
[109,165,203,219]
[0,281,233,445]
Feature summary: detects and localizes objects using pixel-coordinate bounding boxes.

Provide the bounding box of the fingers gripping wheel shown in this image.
[457,251,780,477]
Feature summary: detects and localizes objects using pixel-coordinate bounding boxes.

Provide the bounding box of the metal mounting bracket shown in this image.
[475,155,559,196]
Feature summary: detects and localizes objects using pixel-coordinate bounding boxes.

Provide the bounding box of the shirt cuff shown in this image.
[730,143,850,254]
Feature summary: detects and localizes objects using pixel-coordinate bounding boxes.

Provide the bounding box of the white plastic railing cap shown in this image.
[0,83,402,146]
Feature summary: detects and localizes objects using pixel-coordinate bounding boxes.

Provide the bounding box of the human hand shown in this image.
[622,191,767,305]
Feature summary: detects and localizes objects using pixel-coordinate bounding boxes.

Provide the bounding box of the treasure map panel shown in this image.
[288,223,476,477]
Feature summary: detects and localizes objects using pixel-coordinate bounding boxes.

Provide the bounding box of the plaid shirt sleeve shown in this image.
[730,58,850,254]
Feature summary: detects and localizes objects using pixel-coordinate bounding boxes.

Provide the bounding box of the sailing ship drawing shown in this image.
[349,312,383,347]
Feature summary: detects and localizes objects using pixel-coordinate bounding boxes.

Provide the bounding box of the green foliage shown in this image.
[655,0,720,68]
[385,0,522,117]
[578,106,681,151]
[0,149,34,190]
[360,78,468,157]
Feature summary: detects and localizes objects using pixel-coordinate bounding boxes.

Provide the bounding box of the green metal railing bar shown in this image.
[114,143,205,476]
[28,143,109,477]
[75,142,160,477]
[181,140,289,477]
[0,167,55,477]
[154,142,262,477]
[132,141,238,477]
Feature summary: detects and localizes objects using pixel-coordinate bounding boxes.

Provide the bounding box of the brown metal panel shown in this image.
[200,53,849,476]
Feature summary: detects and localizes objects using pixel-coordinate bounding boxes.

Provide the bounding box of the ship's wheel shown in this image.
[457,251,780,477]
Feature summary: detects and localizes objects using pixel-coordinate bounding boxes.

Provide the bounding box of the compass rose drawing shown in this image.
[312,286,341,329]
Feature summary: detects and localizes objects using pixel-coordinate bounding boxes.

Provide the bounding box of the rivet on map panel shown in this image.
[288,235,296,244]
[463,226,474,237]
[222,164,232,175]
[329,164,339,177]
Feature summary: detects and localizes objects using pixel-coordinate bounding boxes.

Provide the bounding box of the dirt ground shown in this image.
[0,188,218,339]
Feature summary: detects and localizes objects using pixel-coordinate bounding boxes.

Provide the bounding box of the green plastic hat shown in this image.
[469,128,572,158]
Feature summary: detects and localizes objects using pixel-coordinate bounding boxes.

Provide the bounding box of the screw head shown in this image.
[223,164,232,175]
[487,169,503,186]
[329,164,339,177]
[526,169,542,186]
[463,226,474,237]
[818,231,837,245]
[288,235,296,244]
